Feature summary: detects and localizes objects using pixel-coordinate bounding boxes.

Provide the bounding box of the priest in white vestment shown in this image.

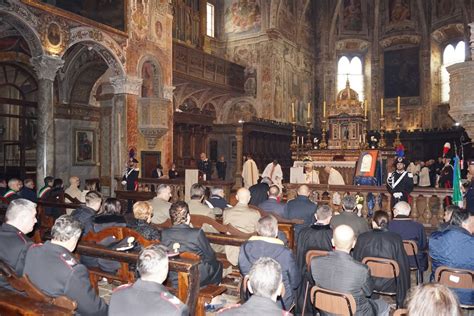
[242,155,259,188]
[261,160,283,189]
[324,166,345,185]
[303,163,320,184]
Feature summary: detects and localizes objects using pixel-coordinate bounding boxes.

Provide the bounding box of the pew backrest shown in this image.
[190,215,254,238]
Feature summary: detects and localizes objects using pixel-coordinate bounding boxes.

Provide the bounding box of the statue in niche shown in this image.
[141,62,156,98]
[389,0,410,23]
[343,0,362,32]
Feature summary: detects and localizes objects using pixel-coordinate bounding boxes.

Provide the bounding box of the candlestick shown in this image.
[397,96,400,116]
[364,99,367,118]
[323,101,326,118]
[380,98,384,117]
[291,102,295,122]
[307,102,311,120]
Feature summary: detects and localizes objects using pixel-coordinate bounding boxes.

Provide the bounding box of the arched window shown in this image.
[441,41,465,103]
[337,56,364,101]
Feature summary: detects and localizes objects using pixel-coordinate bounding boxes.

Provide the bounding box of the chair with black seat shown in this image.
[362,256,400,308]
[302,250,329,315]
[403,240,422,284]
[310,285,357,316]
[435,266,474,309]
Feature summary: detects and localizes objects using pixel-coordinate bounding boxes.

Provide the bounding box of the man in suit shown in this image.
[258,185,285,218]
[223,188,261,265]
[161,201,222,287]
[249,177,271,206]
[198,153,212,181]
[24,215,108,315]
[109,244,188,316]
[330,195,369,237]
[149,184,172,224]
[218,257,291,316]
[312,225,390,316]
[284,185,317,238]
[0,199,36,289]
[19,178,37,203]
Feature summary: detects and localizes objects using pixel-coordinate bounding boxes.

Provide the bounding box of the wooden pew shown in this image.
[0,259,76,315]
[76,242,200,316]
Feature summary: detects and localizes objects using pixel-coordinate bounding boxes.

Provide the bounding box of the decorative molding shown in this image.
[163,85,175,101]
[109,76,143,95]
[431,23,464,45]
[30,54,64,81]
[55,103,101,121]
[380,35,421,49]
[139,127,168,149]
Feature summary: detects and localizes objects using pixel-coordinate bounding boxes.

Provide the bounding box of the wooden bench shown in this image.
[0,259,76,315]
[76,241,201,315]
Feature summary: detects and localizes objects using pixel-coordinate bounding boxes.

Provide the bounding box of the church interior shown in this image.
[0,0,473,315]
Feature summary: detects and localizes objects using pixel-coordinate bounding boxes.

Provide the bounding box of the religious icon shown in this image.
[343,0,362,32]
[47,22,61,46]
[74,129,96,165]
[389,0,411,23]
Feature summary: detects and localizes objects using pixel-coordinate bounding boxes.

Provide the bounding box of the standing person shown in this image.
[464,160,474,213]
[122,158,140,191]
[242,153,259,188]
[261,160,283,190]
[386,157,414,207]
[438,155,454,206]
[168,163,179,179]
[303,163,320,184]
[198,153,212,181]
[19,178,37,203]
[151,164,163,179]
[418,161,431,187]
[216,155,227,181]
[249,177,272,207]
[324,166,345,185]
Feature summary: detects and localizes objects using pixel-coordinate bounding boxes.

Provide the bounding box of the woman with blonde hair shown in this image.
[129,201,161,240]
[406,283,462,316]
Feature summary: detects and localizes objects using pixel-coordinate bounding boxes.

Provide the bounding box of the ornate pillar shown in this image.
[30,55,64,187]
[234,124,243,189]
[448,61,474,139]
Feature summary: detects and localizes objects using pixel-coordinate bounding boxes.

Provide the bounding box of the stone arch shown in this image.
[222,97,258,123]
[62,27,125,76]
[137,55,164,98]
[0,9,44,57]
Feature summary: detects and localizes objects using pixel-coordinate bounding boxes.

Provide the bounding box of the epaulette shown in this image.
[113,283,132,292]
[216,304,241,314]
[161,292,183,307]
[60,253,78,268]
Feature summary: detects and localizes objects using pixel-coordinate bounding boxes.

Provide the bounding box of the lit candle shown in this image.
[323,101,326,118]
[291,102,295,122]
[397,96,400,116]
[307,102,311,120]
[364,99,367,117]
[380,98,384,117]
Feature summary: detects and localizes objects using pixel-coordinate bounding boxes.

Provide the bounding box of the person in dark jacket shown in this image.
[0,199,36,289]
[386,157,414,207]
[43,178,65,218]
[258,185,285,218]
[248,177,271,206]
[218,257,290,316]
[284,184,317,238]
[71,190,102,235]
[388,201,428,272]
[239,215,300,309]
[18,178,37,203]
[91,198,127,273]
[3,178,21,202]
[216,155,227,180]
[198,153,212,180]
[151,164,164,179]
[161,201,222,287]
[168,163,179,179]
[109,244,188,316]
[295,205,333,314]
[24,215,108,315]
[37,176,53,199]
[129,201,161,240]
[352,211,411,308]
[207,187,231,210]
[429,209,474,305]
[330,195,369,237]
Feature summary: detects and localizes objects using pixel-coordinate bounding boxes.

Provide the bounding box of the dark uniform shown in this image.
[109,279,188,316]
[123,167,139,191]
[23,241,108,316]
[465,179,474,214]
[217,295,292,316]
[216,160,227,180]
[3,189,19,202]
[386,167,414,207]
[198,159,212,180]
[439,163,454,206]
[0,223,32,289]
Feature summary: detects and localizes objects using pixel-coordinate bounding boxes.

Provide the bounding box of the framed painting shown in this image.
[384,47,420,98]
[74,129,96,166]
[355,150,378,177]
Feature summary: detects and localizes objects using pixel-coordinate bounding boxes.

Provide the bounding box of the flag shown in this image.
[452,155,463,207]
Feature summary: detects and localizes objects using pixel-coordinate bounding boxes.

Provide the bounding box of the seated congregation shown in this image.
[0,175,472,316]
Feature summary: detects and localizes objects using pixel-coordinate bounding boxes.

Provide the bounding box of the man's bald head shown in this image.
[332,225,356,252]
[297,185,310,197]
[236,187,251,205]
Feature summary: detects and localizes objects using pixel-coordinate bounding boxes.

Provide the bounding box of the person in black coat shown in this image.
[151,164,164,179]
[352,211,411,307]
[43,178,65,218]
[249,177,271,207]
[71,191,102,235]
[161,201,222,287]
[197,153,212,180]
[386,157,414,207]
[295,205,333,314]
[18,178,37,203]
[258,185,285,218]
[122,158,140,191]
[129,201,161,241]
[207,187,231,210]
[216,155,227,180]
[284,185,317,238]
[238,215,301,309]
[0,199,36,289]
[168,163,179,179]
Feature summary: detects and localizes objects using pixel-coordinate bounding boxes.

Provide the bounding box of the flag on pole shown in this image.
[452,155,463,207]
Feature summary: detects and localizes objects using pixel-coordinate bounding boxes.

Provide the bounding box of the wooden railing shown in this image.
[285,184,452,228]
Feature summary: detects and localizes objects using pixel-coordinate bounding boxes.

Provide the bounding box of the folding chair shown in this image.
[435,266,474,309]
[403,240,423,284]
[311,285,357,316]
[362,256,400,308]
[302,250,329,316]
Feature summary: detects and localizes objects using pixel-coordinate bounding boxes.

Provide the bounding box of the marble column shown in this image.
[30,55,64,188]
[233,125,243,189]
[108,76,142,194]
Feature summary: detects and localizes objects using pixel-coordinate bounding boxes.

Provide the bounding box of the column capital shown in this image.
[163,85,175,101]
[109,76,143,95]
[30,55,64,81]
